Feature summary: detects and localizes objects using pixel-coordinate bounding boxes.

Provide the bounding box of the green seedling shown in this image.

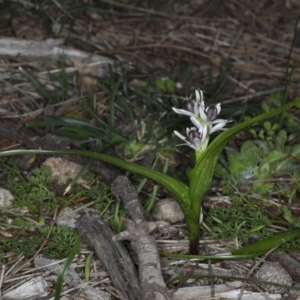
[156,78,176,93]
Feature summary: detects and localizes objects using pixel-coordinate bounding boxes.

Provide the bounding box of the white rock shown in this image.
[0,188,14,207]
[2,276,47,299]
[153,198,184,224]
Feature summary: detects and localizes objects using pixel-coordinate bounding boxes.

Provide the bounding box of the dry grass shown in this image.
[0,0,299,120]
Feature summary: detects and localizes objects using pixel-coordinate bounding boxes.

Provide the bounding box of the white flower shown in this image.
[195,90,229,132]
[173,89,229,133]
[172,90,205,117]
[174,120,208,150]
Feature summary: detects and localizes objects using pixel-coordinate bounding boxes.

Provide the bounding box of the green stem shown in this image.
[187,221,200,254]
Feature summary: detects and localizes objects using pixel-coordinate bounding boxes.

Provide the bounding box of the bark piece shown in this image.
[77,214,141,300]
[111,175,147,223]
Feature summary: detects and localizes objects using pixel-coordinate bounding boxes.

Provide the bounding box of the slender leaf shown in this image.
[232,229,300,256]
[54,235,81,300]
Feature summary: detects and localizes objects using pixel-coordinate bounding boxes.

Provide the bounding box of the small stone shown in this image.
[56,207,80,228]
[43,157,88,189]
[153,198,184,224]
[2,276,47,299]
[253,261,293,294]
[0,188,14,207]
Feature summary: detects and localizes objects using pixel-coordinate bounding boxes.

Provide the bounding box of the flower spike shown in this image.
[174,122,208,150]
[173,89,230,155]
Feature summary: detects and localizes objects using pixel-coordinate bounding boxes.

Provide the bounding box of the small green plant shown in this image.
[0,234,45,258]
[207,203,271,248]
[43,226,80,259]
[155,78,176,93]
[1,90,299,254]
[247,93,300,141]
[4,165,64,214]
[215,129,300,197]
[0,160,114,260]
[283,207,300,229]
[0,226,80,260]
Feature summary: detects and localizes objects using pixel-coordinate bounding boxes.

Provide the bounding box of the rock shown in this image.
[56,207,80,228]
[43,157,88,193]
[1,276,47,299]
[253,261,293,294]
[0,188,14,207]
[153,198,184,224]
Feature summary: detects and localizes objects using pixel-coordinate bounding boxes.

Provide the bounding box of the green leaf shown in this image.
[155,78,165,91]
[165,79,175,93]
[232,229,300,256]
[250,225,265,233]
[19,67,55,102]
[260,162,270,178]
[264,121,271,130]
[276,130,287,147]
[54,235,81,300]
[226,141,262,179]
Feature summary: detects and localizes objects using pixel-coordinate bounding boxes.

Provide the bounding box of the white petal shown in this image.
[195,90,201,102]
[198,90,205,109]
[176,142,195,148]
[193,101,199,115]
[193,138,203,149]
[174,130,196,149]
[215,103,221,114]
[211,118,228,124]
[210,122,227,133]
[172,107,194,116]
[190,116,204,130]
[174,130,187,142]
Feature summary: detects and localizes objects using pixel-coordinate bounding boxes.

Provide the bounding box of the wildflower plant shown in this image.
[0,90,299,255]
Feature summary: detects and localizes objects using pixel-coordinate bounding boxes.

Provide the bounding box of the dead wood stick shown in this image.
[77,214,141,300]
[111,175,171,300]
[0,38,113,67]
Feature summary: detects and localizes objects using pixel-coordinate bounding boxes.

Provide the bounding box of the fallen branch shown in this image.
[111,175,171,300]
[77,214,141,300]
[0,37,113,77]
